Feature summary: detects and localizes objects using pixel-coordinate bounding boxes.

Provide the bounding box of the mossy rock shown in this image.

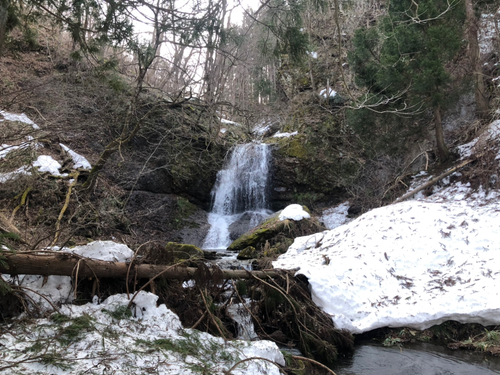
[237,246,258,260]
[228,209,326,259]
[165,242,204,260]
[227,213,285,251]
[263,238,294,258]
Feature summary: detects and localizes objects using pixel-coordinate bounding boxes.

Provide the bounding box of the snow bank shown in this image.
[279,204,310,221]
[60,143,91,170]
[0,292,284,374]
[274,189,500,333]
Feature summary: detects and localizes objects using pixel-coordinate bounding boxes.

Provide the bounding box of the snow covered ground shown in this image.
[1,242,285,374]
[0,292,284,374]
[274,120,500,334]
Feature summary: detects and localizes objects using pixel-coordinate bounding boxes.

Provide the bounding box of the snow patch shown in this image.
[273,131,298,138]
[58,240,135,262]
[0,110,40,129]
[60,143,91,170]
[0,292,284,374]
[321,201,350,229]
[33,155,65,176]
[279,204,310,221]
[14,275,73,309]
[0,166,31,183]
[220,118,241,126]
[320,88,337,98]
[457,120,500,158]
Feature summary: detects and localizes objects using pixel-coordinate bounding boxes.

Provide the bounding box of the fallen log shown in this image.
[0,253,283,280]
[392,158,474,204]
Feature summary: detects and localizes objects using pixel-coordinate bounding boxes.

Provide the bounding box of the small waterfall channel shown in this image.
[202,142,273,250]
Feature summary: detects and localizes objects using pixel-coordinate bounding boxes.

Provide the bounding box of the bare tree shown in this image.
[465,0,489,116]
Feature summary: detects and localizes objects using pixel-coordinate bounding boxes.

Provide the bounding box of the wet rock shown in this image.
[228,211,272,242]
[237,246,258,260]
[228,212,255,241]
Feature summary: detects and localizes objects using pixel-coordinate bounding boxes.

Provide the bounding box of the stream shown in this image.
[332,342,500,374]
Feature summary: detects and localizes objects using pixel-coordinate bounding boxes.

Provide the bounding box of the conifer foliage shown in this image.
[349,0,466,161]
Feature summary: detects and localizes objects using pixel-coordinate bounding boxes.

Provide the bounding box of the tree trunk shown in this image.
[0,253,284,280]
[0,0,9,55]
[465,0,489,116]
[434,105,449,162]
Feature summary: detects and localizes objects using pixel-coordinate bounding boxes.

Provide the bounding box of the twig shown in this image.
[292,355,338,375]
[191,311,208,329]
[52,171,79,246]
[15,285,61,313]
[73,259,81,300]
[126,258,191,308]
[10,187,32,222]
[126,241,153,299]
[199,287,226,340]
[231,280,286,344]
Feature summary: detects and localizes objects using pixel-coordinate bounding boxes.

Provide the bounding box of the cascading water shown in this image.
[202,143,272,249]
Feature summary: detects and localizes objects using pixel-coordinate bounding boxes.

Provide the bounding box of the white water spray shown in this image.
[202,143,272,249]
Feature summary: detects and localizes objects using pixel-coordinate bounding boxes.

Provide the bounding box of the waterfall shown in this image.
[202,143,272,249]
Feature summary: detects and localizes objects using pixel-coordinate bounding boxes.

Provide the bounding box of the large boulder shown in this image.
[228,205,326,259]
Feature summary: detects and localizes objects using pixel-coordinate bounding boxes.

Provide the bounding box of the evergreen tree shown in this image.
[349,0,466,162]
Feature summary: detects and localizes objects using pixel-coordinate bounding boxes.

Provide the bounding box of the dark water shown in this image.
[332,342,500,375]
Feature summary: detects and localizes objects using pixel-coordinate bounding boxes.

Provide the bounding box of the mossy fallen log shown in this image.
[0,253,284,280]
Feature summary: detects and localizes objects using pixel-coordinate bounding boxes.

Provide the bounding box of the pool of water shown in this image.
[331,342,500,374]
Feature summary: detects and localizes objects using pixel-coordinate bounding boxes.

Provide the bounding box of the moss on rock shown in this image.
[228,209,325,260]
[267,101,363,210]
[237,246,258,260]
[165,242,204,260]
